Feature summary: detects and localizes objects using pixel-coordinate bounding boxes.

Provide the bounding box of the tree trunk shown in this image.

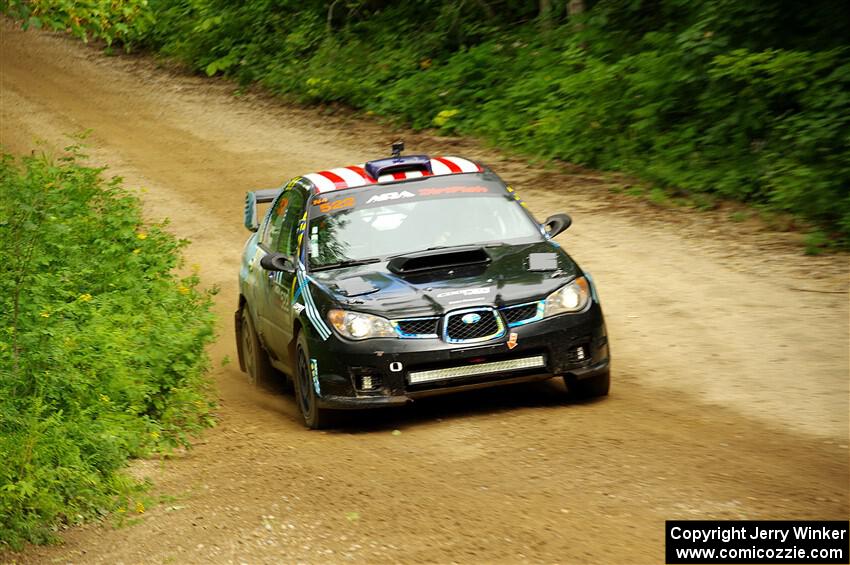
[539,0,553,31]
[326,0,339,32]
[568,0,586,18]
[537,0,552,31]
[474,0,496,21]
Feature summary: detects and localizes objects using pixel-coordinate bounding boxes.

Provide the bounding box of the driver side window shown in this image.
[261,193,288,250]
[263,186,307,258]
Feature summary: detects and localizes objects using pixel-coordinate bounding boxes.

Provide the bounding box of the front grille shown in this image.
[501,301,543,326]
[444,309,505,343]
[394,317,439,338]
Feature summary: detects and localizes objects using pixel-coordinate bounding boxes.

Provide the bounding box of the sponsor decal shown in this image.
[436,287,491,298]
[310,358,321,395]
[295,211,308,252]
[275,197,289,216]
[418,186,489,196]
[448,296,488,305]
[318,196,354,213]
[366,190,415,204]
[313,196,355,214]
[295,264,332,340]
[292,303,306,314]
[389,361,404,373]
[507,332,518,350]
[506,185,529,209]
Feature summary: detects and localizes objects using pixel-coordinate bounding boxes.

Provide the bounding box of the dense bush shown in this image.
[1,0,153,47]
[0,146,216,548]
[3,0,848,243]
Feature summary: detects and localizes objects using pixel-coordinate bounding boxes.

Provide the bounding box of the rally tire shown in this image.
[293,331,332,429]
[240,306,275,387]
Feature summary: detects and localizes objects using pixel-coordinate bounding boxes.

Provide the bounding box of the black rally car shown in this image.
[236,147,610,428]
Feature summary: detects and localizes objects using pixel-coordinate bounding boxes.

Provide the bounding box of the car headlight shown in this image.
[544,276,591,316]
[327,309,397,340]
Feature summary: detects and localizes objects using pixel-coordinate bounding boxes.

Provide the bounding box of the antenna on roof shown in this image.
[391,140,404,158]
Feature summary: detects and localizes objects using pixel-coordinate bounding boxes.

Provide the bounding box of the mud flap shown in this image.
[235,308,246,372]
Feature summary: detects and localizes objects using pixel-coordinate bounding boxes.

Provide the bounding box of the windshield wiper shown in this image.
[310,257,382,272]
[387,244,472,259]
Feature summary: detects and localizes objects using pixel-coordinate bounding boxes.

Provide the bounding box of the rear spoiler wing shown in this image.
[244,188,282,232]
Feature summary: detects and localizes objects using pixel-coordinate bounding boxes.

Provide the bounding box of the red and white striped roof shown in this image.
[303,156,482,193]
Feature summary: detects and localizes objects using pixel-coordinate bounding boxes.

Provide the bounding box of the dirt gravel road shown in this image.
[1,21,848,565]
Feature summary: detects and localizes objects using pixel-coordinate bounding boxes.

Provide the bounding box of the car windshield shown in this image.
[307,180,542,268]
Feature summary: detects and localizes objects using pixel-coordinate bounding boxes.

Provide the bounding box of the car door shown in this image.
[256,183,308,369]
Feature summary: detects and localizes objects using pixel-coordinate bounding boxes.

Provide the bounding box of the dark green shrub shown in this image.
[1,0,154,47]
[0,146,216,548]
[3,0,848,242]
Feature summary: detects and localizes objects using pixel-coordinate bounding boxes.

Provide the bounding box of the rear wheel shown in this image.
[293,331,332,429]
[566,370,610,400]
[240,306,275,387]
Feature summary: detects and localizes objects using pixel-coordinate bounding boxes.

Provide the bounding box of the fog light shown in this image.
[353,371,382,392]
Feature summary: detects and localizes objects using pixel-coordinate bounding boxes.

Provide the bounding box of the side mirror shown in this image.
[543,213,572,238]
[260,252,295,273]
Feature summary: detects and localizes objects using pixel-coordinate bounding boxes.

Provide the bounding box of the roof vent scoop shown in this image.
[365,141,432,180]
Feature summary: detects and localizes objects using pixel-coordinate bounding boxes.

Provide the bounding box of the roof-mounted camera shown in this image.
[391,140,405,158]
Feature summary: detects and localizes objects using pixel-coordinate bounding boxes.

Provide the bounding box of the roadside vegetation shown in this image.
[0,144,216,548]
[3,0,848,248]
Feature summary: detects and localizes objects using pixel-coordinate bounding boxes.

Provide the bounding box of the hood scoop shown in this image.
[387,246,491,276]
[335,276,380,297]
[527,252,558,271]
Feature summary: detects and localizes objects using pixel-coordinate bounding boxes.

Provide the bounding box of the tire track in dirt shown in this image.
[1,21,847,564]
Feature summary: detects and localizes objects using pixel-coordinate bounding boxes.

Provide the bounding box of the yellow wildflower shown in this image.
[132,249,141,255]
[433,109,459,127]
[79,293,92,302]
[135,501,145,514]
[178,285,190,295]
[136,232,147,240]
[40,311,50,318]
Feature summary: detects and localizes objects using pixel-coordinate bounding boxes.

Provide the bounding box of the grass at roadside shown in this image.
[0,143,217,548]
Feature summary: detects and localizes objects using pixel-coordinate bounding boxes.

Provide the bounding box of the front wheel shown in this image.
[293,331,332,429]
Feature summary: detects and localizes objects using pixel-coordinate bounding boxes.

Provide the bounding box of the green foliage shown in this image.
[0,145,216,548]
[3,0,848,243]
[2,0,154,48]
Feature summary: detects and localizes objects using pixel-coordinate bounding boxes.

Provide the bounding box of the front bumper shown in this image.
[307,303,610,409]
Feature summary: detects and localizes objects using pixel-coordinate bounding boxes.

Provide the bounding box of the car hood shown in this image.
[307,241,579,319]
